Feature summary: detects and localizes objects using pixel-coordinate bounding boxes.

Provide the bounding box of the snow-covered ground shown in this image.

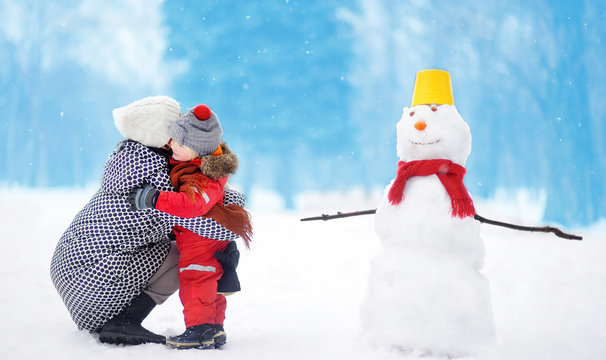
[0,187,604,360]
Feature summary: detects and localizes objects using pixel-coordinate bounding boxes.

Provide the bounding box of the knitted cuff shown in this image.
[137,185,159,209]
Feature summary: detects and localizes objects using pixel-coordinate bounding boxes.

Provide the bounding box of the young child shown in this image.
[128,104,252,349]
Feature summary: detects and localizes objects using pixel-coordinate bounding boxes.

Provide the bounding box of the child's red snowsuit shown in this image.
[155,158,231,327]
[172,227,229,327]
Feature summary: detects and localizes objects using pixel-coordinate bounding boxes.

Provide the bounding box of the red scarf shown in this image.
[387,159,476,218]
[169,157,252,248]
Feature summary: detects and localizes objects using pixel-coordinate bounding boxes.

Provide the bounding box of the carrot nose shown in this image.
[414,120,427,131]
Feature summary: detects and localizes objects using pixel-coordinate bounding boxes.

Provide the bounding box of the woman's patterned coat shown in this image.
[50,140,244,331]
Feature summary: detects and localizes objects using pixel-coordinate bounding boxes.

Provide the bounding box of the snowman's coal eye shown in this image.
[431,106,438,112]
[409,111,415,117]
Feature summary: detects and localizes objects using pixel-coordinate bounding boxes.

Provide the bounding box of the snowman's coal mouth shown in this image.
[410,139,440,145]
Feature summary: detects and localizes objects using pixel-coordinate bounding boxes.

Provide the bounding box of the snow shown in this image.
[0,187,605,360]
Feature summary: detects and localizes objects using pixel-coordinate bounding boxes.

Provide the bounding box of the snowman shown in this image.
[361,70,496,358]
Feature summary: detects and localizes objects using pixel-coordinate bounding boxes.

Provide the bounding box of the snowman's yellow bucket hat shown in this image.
[411,69,454,106]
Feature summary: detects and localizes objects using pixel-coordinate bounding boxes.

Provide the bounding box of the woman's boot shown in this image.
[99,292,165,345]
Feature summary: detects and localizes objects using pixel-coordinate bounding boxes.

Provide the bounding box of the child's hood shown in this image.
[200,142,238,179]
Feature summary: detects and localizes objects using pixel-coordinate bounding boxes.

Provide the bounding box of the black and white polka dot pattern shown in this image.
[50,140,244,331]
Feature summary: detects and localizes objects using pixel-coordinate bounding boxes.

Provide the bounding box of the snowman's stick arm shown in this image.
[300,209,377,221]
[472,214,582,240]
[300,209,583,240]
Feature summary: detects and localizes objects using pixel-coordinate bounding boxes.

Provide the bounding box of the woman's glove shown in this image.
[214,241,239,271]
[215,241,241,294]
[127,184,159,211]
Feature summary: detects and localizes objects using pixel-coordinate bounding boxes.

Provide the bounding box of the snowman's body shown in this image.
[362,104,495,357]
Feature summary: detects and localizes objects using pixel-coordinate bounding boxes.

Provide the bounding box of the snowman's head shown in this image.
[396,104,471,166]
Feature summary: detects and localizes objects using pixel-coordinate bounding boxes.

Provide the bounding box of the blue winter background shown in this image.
[1,2,606,360]
[1,0,605,227]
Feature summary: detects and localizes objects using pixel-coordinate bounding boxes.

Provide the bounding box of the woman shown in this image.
[50,96,244,346]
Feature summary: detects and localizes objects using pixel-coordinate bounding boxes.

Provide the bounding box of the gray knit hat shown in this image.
[169,104,223,156]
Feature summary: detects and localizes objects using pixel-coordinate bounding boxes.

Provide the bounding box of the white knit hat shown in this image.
[113,96,181,147]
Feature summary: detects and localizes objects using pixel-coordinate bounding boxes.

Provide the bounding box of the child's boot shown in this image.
[165,323,225,349]
[98,292,165,345]
[213,324,227,347]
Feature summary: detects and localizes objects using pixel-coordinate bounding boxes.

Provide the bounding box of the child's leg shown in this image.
[213,294,227,325]
[176,235,229,328]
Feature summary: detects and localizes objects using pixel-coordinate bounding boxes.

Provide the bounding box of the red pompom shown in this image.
[193,104,212,120]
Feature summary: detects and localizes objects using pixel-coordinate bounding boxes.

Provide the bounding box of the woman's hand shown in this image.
[214,241,239,271]
[127,183,160,211]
